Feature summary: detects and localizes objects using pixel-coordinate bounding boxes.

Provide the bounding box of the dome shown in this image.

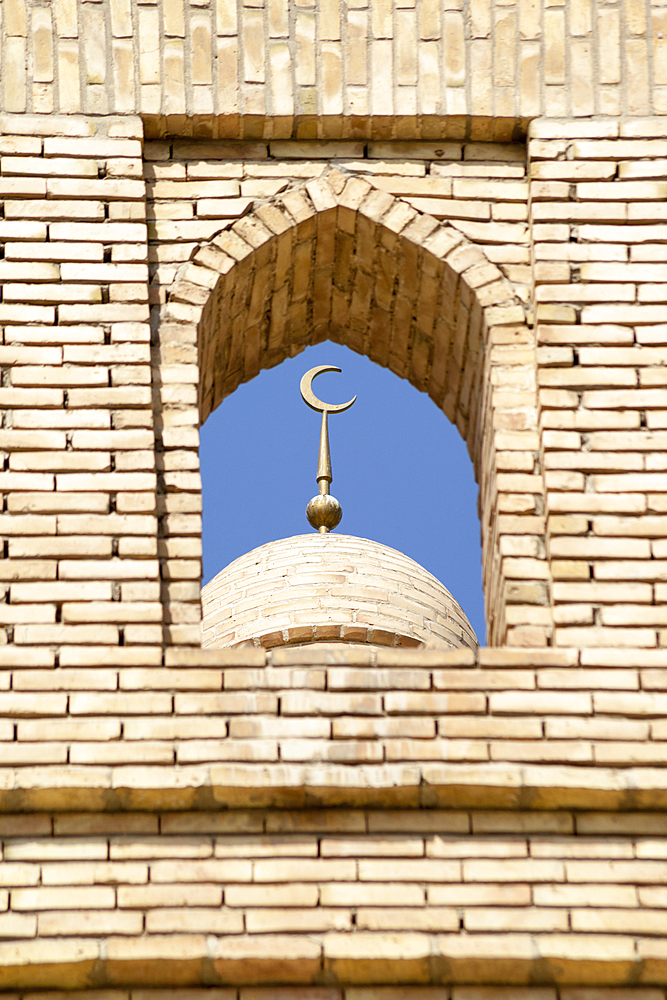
[201,533,478,652]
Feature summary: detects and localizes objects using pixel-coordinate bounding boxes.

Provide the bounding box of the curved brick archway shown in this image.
[158,167,545,647]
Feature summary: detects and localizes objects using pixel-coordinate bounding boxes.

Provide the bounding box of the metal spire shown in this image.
[300,365,356,533]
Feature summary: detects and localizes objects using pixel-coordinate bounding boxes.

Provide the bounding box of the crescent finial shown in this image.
[300,365,357,414]
[300,365,356,533]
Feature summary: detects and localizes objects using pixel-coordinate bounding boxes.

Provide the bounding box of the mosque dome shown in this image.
[201,533,478,652]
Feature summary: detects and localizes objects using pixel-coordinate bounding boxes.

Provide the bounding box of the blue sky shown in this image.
[200,341,486,642]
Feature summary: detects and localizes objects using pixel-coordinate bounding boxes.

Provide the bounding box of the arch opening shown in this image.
[160,169,535,646]
[195,188,489,478]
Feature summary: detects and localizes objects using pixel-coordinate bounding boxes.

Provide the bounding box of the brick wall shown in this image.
[1,807,667,985]
[532,120,667,649]
[2,118,667,652]
[0,0,664,132]
[4,644,667,794]
[1,0,667,990]
[4,641,667,982]
[0,115,163,660]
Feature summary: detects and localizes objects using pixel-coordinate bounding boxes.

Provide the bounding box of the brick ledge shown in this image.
[3,762,667,812]
[1,932,667,988]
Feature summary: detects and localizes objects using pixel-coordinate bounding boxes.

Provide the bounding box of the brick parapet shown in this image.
[2,645,667,812]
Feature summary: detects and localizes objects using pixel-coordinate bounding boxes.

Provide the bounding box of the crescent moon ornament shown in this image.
[299,365,357,414]
[300,365,356,534]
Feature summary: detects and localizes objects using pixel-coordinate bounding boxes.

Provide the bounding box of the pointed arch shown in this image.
[156,168,547,647]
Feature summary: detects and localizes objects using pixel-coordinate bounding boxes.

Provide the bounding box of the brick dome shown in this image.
[201,533,478,651]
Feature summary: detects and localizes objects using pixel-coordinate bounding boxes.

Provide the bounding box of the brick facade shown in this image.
[1,0,666,126]
[1,0,667,991]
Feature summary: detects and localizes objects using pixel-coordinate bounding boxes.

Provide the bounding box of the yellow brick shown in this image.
[38,909,143,935]
[12,885,115,909]
[117,883,222,907]
[226,883,317,910]
[534,884,638,907]
[320,883,425,907]
[253,858,355,882]
[356,907,457,932]
[463,859,564,882]
[246,908,351,933]
[146,906,244,933]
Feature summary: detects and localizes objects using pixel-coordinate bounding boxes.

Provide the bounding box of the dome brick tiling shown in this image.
[201,533,478,652]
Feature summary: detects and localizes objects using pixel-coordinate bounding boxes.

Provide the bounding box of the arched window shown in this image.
[159,170,539,647]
